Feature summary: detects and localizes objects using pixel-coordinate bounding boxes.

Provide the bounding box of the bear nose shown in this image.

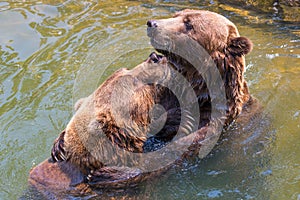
[147,20,158,28]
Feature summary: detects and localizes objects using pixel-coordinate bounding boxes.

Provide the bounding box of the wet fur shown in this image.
[51,9,254,184]
[148,9,253,127]
[51,56,182,174]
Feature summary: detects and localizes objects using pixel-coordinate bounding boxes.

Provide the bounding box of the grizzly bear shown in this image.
[29,54,173,195]
[147,9,253,126]
[29,9,258,196]
[51,53,176,171]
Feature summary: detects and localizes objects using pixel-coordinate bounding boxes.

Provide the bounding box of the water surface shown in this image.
[0,1,299,199]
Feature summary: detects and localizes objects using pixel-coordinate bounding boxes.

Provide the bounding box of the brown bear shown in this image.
[29,9,258,197]
[29,54,174,197]
[51,53,177,172]
[147,9,253,126]
[144,9,257,159]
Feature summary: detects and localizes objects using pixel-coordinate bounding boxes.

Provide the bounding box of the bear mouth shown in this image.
[148,52,164,63]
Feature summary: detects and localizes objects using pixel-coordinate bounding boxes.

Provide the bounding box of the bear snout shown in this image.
[147,20,158,28]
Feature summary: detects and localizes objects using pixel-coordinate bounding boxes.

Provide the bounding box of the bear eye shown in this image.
[184,19,193,31]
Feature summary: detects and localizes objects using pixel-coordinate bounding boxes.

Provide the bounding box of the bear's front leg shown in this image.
[87,167,119,183]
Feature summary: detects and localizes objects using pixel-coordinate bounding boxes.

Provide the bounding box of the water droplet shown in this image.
[261,169,272,176]
[207,190,223,198]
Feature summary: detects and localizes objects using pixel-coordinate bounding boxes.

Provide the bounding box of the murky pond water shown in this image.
[0,1,299,199]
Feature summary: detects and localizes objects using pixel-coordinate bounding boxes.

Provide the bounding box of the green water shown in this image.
[0,1,299,199]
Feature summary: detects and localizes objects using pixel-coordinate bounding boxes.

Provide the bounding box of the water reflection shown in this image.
[0,1,299,199]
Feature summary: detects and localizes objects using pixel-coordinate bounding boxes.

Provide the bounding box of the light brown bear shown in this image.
[29,9,258,196]
[147,9,254,126]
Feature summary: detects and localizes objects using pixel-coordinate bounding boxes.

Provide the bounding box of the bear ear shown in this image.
[227,37,253,56]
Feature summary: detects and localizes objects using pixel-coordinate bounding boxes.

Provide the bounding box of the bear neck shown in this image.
[165,52,250,127]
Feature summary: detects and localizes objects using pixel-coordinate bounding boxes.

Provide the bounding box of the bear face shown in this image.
[147,9,252,56]
[147,9,253,125]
